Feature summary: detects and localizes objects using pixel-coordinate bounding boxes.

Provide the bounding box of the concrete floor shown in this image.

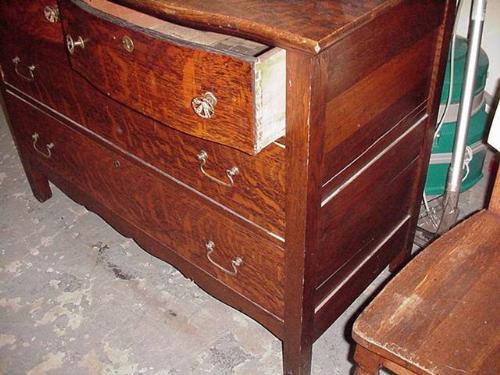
[0,110,493,375]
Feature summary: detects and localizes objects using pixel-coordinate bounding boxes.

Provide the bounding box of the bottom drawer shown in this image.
[6,91,285,318]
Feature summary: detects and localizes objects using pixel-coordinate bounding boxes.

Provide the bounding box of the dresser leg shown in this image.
[24,164,52,202]
[282,340,313,375]
[389,250,409,273]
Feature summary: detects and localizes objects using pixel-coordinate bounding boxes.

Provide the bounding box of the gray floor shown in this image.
[0,110,492,375]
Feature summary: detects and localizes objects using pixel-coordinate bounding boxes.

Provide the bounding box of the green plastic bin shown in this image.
[425,36,489,195]
[425,142,486,196]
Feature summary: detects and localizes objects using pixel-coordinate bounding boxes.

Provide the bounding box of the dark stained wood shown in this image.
[391,0,457,272]
[316,159,420,301]
[314,219,410,341]
[109,0,399,54]
[0,33,286,237]
[0,0,64,45]
[0,90,53,202]
[317,124,424,288]
[283,51,326,374]
[321,31,437,184]
[491,169,500,214]
[354,346,383,375]
[59,0,279,155]
[322,105,427,198]
[352,171,500,373]
[0,0,456,373]
[323,0,443,101]
[6,92,285,320]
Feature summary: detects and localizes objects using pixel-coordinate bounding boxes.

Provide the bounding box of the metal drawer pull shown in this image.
[205,240,243,276]
[12,57,35,82]
[43,5,60,23]
[32,133,54,159]
[66,34,85,55]
[192,92,217,119]
[122,36,135,53]
[197,150,239,187]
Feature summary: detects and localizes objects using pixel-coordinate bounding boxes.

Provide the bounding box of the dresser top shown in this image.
[109,0,397,54]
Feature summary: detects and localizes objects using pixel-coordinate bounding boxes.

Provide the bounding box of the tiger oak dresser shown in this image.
[0,1,455,373]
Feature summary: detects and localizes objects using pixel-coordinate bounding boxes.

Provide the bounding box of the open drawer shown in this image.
[58,0,286,155]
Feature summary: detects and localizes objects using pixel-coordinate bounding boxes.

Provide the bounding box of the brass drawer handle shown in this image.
[43,5,60,23]
[197,150,239,187]
[122,36,134,53]
[66,34,85,55]
[192,92,217,119]
[205,240,243,276]
[32,133,55,159]
[12,57,36,82]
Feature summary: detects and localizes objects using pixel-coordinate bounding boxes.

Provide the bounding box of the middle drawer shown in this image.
[0,32,285,238]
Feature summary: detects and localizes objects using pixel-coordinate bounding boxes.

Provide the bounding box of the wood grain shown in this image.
[7,92,286,320]
[353,209,500,374]
[282,50,327,375]
[490,169,500,214]
[0,90,53,202]
[317,156,421,295]
[321,31,436,184]
[0,1,456,373]
[0,33,286,237]
[0,0,64,45]
[391,0,457,272]
[108,0,399,54]
[60,0,284,155]
[314,219,411,340]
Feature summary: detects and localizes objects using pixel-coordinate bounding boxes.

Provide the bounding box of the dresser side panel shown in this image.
[312,0,454,339]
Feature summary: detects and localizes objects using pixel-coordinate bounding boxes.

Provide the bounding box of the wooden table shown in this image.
[352,171,500,374]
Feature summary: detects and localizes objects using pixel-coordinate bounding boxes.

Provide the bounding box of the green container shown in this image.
[425,36,489,195]
[432,105,488,154]
[440,36,489,104]
[425,142,486,196]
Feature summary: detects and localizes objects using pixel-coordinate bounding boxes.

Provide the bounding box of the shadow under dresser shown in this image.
[0,0,456,373]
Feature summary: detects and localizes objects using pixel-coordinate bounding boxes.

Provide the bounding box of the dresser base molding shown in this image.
[33,170,286,339]
[1,0,456,374]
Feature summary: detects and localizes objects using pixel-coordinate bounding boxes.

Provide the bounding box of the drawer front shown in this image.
[58,0,286,155]
[0,36,65,100]
[6,92,285,318]
[0,0,63,45]
[0,33,285,237]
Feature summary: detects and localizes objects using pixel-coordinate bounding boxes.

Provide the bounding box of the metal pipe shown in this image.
[438,0,487,234]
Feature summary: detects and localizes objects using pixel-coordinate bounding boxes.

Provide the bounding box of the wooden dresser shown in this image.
[0,1,455,373]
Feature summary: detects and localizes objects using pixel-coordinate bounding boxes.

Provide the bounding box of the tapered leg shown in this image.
[23,163,52,202]
[282,339,313,375]
[353,345,381,375]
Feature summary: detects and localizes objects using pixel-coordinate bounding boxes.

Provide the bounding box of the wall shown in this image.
[456,0,500,99]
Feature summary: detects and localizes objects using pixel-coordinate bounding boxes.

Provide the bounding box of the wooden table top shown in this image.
[353,209,500,374]
[108,0,398,53]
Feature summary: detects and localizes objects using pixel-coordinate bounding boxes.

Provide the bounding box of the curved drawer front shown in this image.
[0,34,285,237]
[8,93,285,319]
[58,0,286,155]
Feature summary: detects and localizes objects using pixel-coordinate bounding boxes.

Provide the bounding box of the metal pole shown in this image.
[438,0,487,234]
